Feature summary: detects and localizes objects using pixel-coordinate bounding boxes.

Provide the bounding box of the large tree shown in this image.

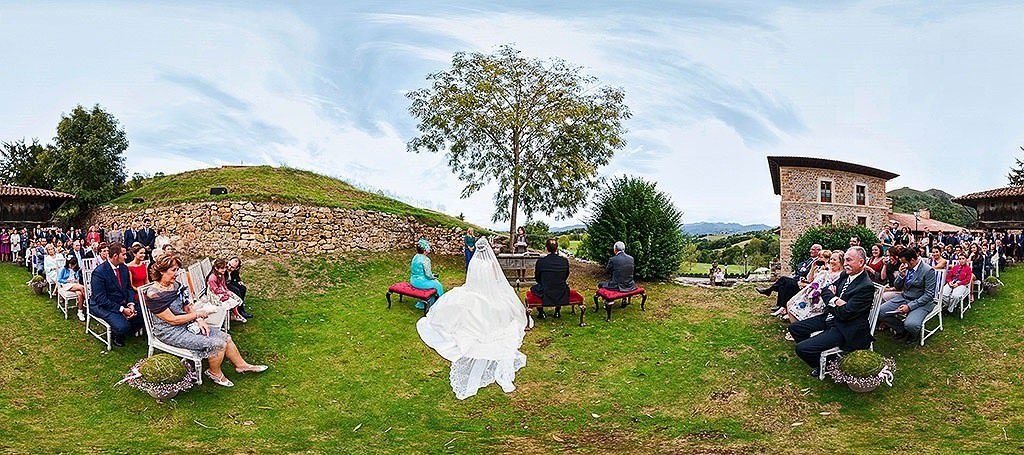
[407,45,631,238]
[44,104,129,214]
[0,138,52,188]
[1008,146,1024,186]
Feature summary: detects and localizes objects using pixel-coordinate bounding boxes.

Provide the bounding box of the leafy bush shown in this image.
[557,235,570,250]
[138,354,187,384]
[838,350,884,378]
[790,223,879,270]
[581,176,685,280]
[522,220,550,250]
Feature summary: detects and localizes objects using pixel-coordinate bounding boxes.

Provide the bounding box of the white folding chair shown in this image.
[56,284,79,320]
[83,269,111,350]
[188,262,229,332]
[137,283,203,384]
[920,269,946,346]
[199,257,212,281]
[818,283,885,380]
[81,258,95,272]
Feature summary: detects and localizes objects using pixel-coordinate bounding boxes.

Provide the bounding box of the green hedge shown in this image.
[790,223,879,270]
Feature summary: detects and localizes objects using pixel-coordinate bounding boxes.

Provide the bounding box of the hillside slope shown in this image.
[887,186,976,228]
[109,166,471,228]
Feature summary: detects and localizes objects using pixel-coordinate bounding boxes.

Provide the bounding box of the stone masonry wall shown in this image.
[778,167,891,273]
[85,201,465,261]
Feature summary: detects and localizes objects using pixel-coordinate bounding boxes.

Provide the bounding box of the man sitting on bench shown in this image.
[600,241,637,296]
[531,238,570,319]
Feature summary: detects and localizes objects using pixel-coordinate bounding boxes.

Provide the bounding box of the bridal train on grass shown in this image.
[416,238,531,400]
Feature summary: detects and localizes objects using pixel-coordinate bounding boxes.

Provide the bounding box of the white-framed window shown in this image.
[820,180,833,203]
[855,184,867,206]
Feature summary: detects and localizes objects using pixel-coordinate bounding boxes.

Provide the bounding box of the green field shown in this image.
[3,255,1024,453]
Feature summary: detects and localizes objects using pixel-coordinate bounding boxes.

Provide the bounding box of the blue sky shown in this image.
[2,1,1022,228]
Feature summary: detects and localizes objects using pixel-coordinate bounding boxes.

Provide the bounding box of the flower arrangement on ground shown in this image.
[116,354,197,399]
[826,350,895,393]
[27,275,47,295]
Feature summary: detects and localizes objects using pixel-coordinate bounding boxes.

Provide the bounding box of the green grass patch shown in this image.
[2,256,1024,453]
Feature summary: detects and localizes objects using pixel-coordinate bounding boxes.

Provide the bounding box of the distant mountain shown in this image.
[550,224,586,233]
[887,187,976,228]
[683,222,774,236]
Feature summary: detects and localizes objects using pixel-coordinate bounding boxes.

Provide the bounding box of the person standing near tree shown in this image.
[463,228,476,271]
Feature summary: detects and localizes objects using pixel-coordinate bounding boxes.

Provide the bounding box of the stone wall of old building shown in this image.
[85,201,466,261]
[778,167,891,273]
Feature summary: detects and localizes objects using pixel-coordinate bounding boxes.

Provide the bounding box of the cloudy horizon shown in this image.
[2,1,1022,229]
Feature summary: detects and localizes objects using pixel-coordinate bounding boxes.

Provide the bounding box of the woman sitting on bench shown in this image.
[410,238,444,310]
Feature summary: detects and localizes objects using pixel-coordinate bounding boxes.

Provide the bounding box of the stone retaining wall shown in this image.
[85,201,466,260]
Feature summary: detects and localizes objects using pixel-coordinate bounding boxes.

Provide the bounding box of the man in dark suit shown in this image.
[599,241,636,292]
[789,246,876,377]
[876,247,936,343]
[89,243,143,347]
[138,219,156,255]
[122,221,138,250]
[1015,232,1024,262]
[531,238,570,319]
[758,243,822,313]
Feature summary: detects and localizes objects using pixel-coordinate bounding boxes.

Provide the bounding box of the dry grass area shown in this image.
[2,254,1024,453]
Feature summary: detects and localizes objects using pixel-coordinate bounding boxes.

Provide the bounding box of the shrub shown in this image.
[138,354,187,384]
[838,350,884,377]
[790,223,879,270]
[522,220,550,250]
[558,235,570,250]
[581,176,685,280]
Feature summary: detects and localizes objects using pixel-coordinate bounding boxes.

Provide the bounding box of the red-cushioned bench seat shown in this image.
[593,287,647,321]
[525,289,586,326]
[386,282,438,315]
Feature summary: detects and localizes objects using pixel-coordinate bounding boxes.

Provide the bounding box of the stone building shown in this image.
[768,156,898,273]
[951,186,1024,230]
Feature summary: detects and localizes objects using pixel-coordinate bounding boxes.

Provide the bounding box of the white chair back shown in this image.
[81,258,96,272]
[867,283,886,349]
[199,258,213,281]
[933,269,946,304]
[137,283,160,349]
[188,263,207,300]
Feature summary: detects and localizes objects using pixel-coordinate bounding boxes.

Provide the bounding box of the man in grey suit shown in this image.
[599,241,637,292]
[877,247,936,343]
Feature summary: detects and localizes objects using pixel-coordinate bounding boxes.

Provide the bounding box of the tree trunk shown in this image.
[509,134,521,249]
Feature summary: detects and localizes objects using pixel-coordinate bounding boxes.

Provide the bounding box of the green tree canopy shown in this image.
[581,176,685,280]
[1009,146,1024,186]
[406,45,631,238]
[44,104,128,215]
[0,139,52,188]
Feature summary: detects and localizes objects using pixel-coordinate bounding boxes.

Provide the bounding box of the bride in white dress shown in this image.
[416,238,531,400]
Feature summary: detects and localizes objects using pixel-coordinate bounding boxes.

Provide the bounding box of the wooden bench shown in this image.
[497,253,541,290]
[525,289,586,326]
[593,287,647,321]
[386,282,438,316]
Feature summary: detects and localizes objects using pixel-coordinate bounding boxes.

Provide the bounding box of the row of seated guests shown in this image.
[409,237,637,320]
[89,244,265,386]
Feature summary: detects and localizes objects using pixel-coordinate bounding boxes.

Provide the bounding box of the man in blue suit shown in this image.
[89,243,143,347]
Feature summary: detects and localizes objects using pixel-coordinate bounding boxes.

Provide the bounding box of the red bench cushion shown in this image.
[388,282,438,299]
[525,289,584,306]
[596,287,645,301]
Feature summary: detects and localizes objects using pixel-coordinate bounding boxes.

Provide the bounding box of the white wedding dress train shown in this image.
[416,238,529,400]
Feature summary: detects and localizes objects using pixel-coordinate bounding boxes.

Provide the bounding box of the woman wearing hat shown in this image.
[410,238,444,310]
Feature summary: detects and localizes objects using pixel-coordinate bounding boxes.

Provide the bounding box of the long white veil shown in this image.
[416,238,529,399]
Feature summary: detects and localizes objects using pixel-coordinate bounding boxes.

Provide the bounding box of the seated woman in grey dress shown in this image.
[144,254,267,387]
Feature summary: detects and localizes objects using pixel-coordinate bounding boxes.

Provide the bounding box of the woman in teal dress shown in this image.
[411,238,444,310]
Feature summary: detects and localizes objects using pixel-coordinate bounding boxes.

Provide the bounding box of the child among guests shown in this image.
[208,258,246,323]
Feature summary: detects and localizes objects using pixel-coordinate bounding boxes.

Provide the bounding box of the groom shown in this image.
[531,238,570,318]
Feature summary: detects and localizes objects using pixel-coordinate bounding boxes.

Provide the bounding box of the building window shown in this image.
[820,181,832,203]
[855,185,866,206]
[857,216,867,226]
[821,214,833,225]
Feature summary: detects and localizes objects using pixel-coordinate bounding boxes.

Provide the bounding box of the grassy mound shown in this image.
[108,166,470,228]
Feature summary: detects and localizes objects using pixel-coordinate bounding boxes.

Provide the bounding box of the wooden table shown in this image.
[496,253,541,289]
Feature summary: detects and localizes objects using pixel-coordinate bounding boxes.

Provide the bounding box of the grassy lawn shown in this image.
[2,255,1024,453]
[679,262,750,275]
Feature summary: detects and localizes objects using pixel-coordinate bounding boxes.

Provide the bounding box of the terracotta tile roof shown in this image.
[767,156,899,195]
[888,212,963,233]
[951,186,1024,204]
[0,185,75,199]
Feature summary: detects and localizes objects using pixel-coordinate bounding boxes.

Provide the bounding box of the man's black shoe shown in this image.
[809,369,820,378]
[536,310,546,319]
[112,337,125,347]
[553,310,561,318]
[239,308,254,319]
[892,331,908,341]
[904,333,919,345]
[756,288,772,296]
